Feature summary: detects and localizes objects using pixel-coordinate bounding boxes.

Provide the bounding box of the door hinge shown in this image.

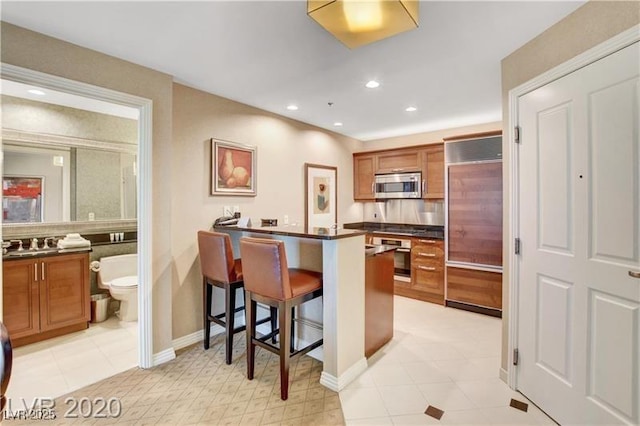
[513,348,519,366]
[515,238,521,255]
[514,126,521,144]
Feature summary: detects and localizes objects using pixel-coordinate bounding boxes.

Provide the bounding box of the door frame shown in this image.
[506,24,640,389]
[0,63,154,369]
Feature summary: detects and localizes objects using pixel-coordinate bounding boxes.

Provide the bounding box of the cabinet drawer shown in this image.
[446,267,502,309]
[412,266,444,294]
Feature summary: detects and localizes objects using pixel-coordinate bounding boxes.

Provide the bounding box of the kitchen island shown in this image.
[215,224,368,391]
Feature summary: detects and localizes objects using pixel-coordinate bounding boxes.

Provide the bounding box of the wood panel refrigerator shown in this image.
[445,134,503,315]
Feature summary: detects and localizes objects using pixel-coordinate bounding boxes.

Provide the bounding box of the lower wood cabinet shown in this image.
[3,252,90,347]
[365,250,394,358]
[446,266,502,310]
[395,238,445,305]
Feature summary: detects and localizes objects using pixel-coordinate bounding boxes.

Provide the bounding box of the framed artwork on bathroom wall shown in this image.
[304,163,337,230]
[2,176,44,223]
[211,139,257,196]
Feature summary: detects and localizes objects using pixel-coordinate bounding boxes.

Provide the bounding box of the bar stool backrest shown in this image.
[1,321,12,411]
[197,231,238,284]
[240,237,292,301]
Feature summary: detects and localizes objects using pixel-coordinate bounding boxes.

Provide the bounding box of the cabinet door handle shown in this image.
[392,168,404,172]
[416,265,436,271]
[630,270,640,279]
[42,262,45,281]
[418,239,437,244]
[418,253,436,257]
[371,182,375,195]
[422,179,426,194]
[34,263,38,282]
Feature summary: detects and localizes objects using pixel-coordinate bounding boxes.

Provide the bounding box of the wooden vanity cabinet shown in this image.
[3,252,90,346]
[394,238,445,305]
[353,154,377,201]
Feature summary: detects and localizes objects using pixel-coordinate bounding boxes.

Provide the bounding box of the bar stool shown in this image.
[239,237,323,400]
[197,231,276,365]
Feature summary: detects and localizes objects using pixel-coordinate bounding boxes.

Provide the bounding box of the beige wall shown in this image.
[1,22,175,354]
[500,1,640,375]
[357,121,502,152]
[170,83,362,339]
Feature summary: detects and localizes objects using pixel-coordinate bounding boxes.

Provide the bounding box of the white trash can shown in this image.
[91,294,111,323]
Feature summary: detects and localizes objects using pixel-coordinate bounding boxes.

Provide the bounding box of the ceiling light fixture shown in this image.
[334,122,343,127]
[27,89,46,96]
[308,0,419,49]
[405,106,417,112]
[365,80,380,89]
[286,104,299,111]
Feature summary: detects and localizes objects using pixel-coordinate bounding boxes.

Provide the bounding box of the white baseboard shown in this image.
[500,367,510,385]
[320,357,368,392]
[172,324,225,351]
[153,347,176,366]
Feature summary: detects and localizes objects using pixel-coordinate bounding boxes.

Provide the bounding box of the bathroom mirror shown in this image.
[3,137,137,224]
[1,89,139,226]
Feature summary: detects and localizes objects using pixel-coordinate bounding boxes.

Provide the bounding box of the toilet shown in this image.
[97,254,138,322]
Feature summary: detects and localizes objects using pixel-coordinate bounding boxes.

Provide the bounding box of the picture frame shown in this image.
[211,139,257,196]
[304,163,337,229]
[2,176,44,223]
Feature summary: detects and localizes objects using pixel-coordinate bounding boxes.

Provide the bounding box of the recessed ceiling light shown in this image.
[27,89,46,96]
[334,122,343,127]
[286,104,298,111]
[405,106,417,112]
[365,80,380,89]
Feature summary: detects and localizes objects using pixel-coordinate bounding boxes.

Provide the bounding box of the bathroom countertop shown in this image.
[2,247,92,261]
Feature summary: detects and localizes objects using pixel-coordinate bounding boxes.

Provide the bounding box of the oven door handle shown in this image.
[396,248,411,253]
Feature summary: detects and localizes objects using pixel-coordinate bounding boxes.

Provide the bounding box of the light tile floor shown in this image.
[341,296,557,425]
[6,316,138,407]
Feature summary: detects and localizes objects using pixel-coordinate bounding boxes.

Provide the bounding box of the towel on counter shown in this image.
[57,233,91,249]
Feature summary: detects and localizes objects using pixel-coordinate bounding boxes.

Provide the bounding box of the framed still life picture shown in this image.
[304,163,337,229]
[211,139,257,196]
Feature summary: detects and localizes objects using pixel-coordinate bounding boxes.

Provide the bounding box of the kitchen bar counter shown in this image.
[215,224,366,240]
[216,224,368,392]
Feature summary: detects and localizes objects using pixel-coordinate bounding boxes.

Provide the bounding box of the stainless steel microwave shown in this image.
[374,172,422,199]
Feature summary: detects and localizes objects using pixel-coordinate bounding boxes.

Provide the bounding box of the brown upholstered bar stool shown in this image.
[197,231,276,365]
[1,321,13,411]
[240,237,323,401]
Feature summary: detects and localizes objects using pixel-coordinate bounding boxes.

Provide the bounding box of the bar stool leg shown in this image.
[203,278,212,350]
[269,307,277,343]
[279,301,292,400]
[224,286,237,365]
[290,307,295,352]
[246,293,257,381]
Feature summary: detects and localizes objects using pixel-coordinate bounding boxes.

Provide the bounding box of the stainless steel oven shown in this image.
[372,236,412,282]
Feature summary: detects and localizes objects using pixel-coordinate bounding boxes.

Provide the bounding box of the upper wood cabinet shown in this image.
[376,150,421,174]
[420,144,444,199]
[353,143,445,201]
[353,154,377,200]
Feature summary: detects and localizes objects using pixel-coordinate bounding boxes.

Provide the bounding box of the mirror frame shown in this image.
[2,129,137,228]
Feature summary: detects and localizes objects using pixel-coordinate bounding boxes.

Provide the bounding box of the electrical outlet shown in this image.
[223,206,233,217]
[284,215,289,225]
[88,212,95,221]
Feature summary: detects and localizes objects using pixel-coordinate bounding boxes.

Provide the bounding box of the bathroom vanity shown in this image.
[2,249,90,347]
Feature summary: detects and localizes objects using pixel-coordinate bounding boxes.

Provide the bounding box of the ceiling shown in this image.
[0,1,585,141]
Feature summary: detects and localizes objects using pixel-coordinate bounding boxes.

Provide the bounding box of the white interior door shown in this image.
[517,41,639,425]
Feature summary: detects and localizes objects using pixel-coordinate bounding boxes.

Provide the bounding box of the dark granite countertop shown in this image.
[214,224,367,240]
[3,246,92,261]
[344,222,445,239]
